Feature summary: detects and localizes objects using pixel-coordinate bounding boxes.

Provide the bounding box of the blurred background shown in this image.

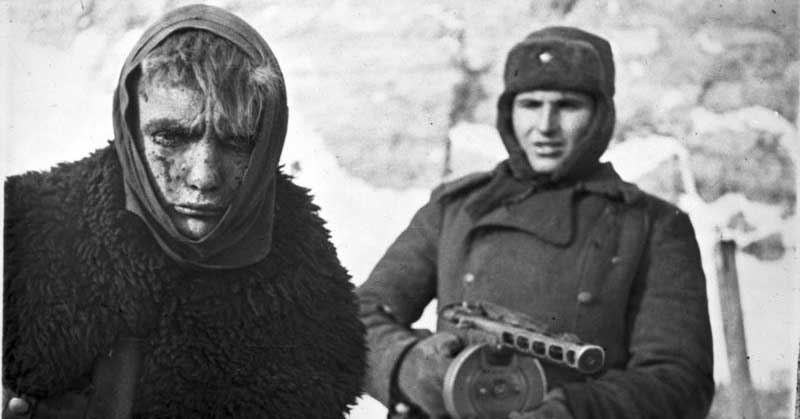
[1,0,798,417]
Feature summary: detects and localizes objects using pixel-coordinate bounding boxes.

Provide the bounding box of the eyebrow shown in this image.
[559,94,592,102]
[141,118,203,135]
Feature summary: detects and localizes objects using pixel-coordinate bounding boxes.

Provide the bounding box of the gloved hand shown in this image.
[397,332,465,416]
[508,389,573,419]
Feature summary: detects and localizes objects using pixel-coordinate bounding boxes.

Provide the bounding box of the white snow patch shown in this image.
[445,121,506,180]
[602,135,698,198]
[691,106,797,138]
[280,109,429,284]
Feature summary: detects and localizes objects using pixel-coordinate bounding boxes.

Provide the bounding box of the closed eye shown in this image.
[142,118,202,147]
[150,128,197,147]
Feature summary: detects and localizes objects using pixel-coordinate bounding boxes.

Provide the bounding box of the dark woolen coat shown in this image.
[4,146,365,418]
[358,163,714,419]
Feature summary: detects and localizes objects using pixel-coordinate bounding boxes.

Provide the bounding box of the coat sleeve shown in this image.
[355,196,443,406]
[4,173,108,398]
[561,208,715,419]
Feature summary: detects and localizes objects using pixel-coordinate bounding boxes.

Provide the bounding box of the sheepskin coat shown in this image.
[4,146,366,418]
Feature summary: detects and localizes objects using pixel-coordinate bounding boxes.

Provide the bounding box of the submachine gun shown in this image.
[439,301,605,419]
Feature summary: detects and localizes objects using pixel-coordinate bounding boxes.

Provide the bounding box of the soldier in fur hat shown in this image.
[358,27,714,419]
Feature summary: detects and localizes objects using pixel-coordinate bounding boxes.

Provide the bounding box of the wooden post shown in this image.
[715,239,761,419]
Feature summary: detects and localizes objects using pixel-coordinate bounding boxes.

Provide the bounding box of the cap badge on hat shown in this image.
[539,51,553,63]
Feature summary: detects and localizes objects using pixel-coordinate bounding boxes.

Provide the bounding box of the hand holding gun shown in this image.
[438,302,604,419]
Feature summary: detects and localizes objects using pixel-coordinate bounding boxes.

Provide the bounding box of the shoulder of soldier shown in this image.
[607,172,683,217]
[430,170,495,202]
[610,177,691,231]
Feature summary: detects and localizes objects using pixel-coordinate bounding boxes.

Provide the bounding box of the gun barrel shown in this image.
[447,310,604,374]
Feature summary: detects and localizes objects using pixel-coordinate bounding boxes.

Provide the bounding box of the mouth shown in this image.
[530,141,565,157]
[172,204,226,217]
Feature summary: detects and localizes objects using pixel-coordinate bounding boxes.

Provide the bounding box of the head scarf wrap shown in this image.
[113,4,288,269]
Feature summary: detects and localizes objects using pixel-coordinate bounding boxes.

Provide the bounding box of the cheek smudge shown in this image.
[151,153,176,184]
[144,151,176,198]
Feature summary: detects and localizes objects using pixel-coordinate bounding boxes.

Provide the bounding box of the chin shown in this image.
[529,161,561,174]
[173,215,219,240]
[525,154,566,174]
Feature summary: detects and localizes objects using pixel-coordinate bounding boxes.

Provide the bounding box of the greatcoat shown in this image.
[358,163,714,419]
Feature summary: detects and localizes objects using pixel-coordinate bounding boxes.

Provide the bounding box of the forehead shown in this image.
[515,90,592,102]
[137,80,205,124]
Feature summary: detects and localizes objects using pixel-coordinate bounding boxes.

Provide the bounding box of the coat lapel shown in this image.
[466,163,642,247]
[472,188,576,246]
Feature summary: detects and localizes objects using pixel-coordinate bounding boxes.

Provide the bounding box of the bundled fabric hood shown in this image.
[113,4,288,269]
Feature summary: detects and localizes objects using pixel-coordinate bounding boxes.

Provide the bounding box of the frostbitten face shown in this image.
[136,81,253,240]
[512,90,594,174]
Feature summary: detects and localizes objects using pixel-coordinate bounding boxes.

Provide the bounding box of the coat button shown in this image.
[577,291,594,304]
[380,304,393,314]
[611,256,621,264]
[8,397,30,414]
[395,402,410,414]
[463,273,475,283]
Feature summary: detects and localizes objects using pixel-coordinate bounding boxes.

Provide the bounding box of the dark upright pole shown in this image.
[715,239,761,419]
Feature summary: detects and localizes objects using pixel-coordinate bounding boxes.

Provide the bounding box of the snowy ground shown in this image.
[1,4,797,418]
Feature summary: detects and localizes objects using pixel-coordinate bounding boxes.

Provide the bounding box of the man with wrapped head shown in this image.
[357,27,714,418]
[4,5,364,418]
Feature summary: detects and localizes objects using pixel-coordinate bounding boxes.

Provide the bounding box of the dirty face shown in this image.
[137,81,253,240]
[512,90,595,174]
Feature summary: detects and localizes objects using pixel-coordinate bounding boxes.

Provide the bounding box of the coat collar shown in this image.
[473,187,576,245]
[468,163,641,246]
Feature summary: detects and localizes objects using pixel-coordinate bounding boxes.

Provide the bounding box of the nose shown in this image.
[186,135,223,192]
[536,104,558,135]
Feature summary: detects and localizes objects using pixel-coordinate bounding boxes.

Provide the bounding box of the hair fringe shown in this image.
[138,29,281,141]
